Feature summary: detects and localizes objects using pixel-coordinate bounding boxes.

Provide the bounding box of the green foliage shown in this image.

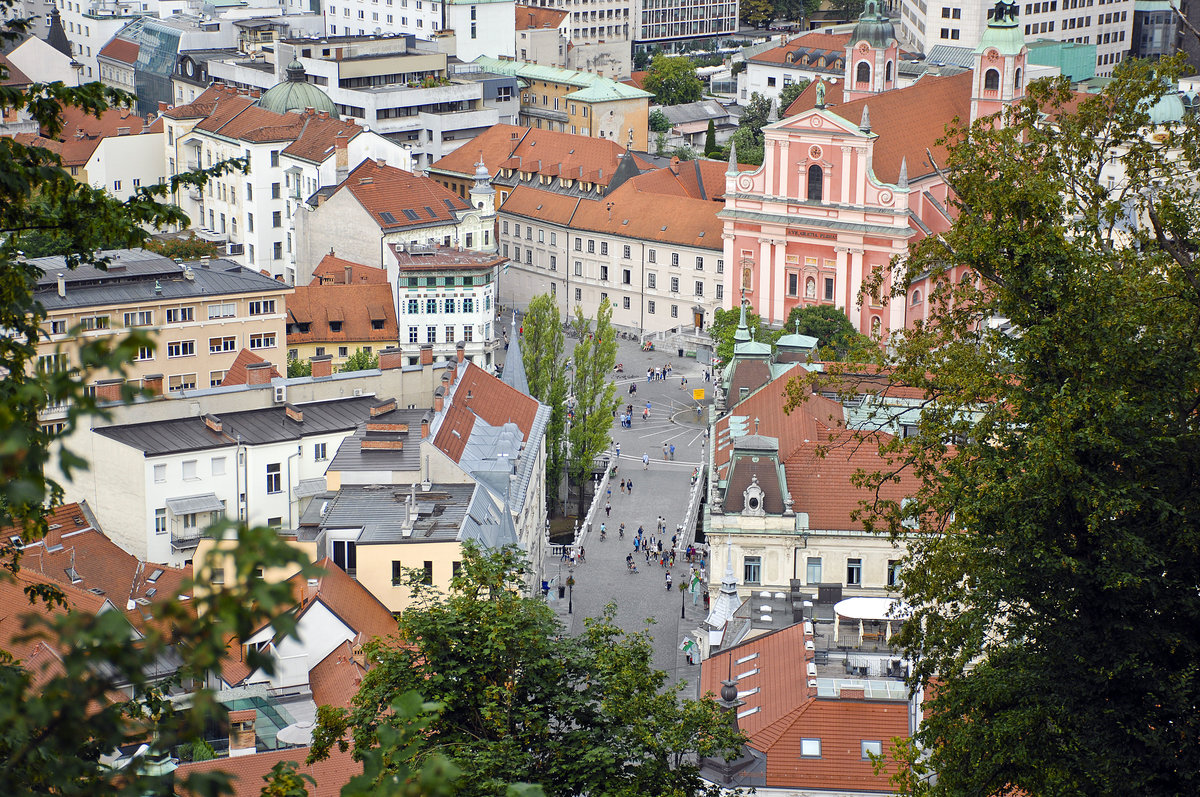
[777,78,810,117]
[829,0,864,19]
[649,109,672,133]
[738,92,772,143]
[567,299,618,516]
[773,0,809,20]
[670,145,698,161]
[730,60,746,78]
[521,294,568,511]
[740,0,773,26]
[179,738,217,763]
[287,356,312,378]
[643,54,703,106]
[143,234,220,261]
[709,304,776,363]
[633,48,652,71]
[260,761,315,797]
[655,131,668,156]
[311,543,742,797]
[788,58,1200,796]
[729,126,764,166]
[340,348,379,372]
[703,119,718,156]
[780,304,871,360]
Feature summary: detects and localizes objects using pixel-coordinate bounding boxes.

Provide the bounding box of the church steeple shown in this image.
[970,1,1028,123]
[842,0,899,102]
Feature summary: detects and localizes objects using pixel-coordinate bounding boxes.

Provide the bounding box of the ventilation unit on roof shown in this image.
[807,662,817,677]
[808,679,819,689]
[135,597,151,606]
[87,587,106,595]
[274,385,287,404]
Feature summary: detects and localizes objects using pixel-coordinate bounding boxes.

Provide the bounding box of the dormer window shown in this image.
[330,321,342,332]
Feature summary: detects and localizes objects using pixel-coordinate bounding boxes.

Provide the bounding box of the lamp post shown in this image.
[679,580,687,619]
[567,574,575,614]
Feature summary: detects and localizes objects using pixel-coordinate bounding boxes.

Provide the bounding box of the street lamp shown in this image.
[679,580,688,619]
[567,574,575,614]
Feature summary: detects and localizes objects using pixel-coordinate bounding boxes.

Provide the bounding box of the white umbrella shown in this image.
[859,618,865,645]
[833,611,840,643]
[885,620,893,641]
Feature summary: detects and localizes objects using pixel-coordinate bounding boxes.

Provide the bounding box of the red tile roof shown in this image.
[623,71,649,90]
[220,349,282,387]
[17,105,157,167]
[333,158,471,231]
[433,363,540,462]
[289,558,396,643]
[163,84,258,122]
[749,31,850,68]
[178,744,359,797]
[311,253,387,285]
[97,37,139,65]
[0,569,109,665]
[309,639,366,709]
[429,123,653,185]
[622,157,752,203]
[280,112,362,164]
[515,4,568,29]
[0,53,32,87]
[286,282,399,346]
[783,75,846,117]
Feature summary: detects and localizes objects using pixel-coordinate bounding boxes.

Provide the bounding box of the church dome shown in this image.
[258,60,338,117]
[850,0,896,47]
[1145,89,1185,126]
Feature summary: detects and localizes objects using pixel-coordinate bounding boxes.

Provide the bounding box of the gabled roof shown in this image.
[310,639,367,709]
[281,112,363,164]
[97,37,139,65]
[288,558,396,642]
[500,332,530,395]
[699,622,814,737]
[0,52,31,86]
[332,158,471,231]
[0,568,111,667]
[436,363,541,456]
[429,123,652,186]
[178,744,359,797]
[623,157,750,203]
[748,31,850,70]
[163,83,258,121]
[311,253,387,285]
[515,4,568,30]
[220,349,282,387]
[286,282,398,346]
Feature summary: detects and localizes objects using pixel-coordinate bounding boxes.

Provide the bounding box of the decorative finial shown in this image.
[726,137,739,176]
[898,156,909,189]
[860,105,871,133]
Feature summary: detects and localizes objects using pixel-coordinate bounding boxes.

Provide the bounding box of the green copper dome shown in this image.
[259,60,338,117]
[850,0,896,47]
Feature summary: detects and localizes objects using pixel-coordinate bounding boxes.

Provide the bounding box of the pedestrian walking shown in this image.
[669,444,675,460]
[642,453,650,469]
[605,501,611,517]
[607,486,612,500]
[663,443,669,460]
[579,547,586,563]
[620,478,626,493]
[642,407,649,421]
[645,548,651,564]
[628,478,634,494]
[658,540,663,553]
[647,368,652,383]
[666,573,673,591]
[615,442,621,458]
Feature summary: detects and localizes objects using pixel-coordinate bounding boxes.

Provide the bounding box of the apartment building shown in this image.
[633,0,738,48]
[29,248,291,398]
[496,155,730,332]
[313,0,516,61]
[205,35,520,169]
[96,34,138,92]
[898,0,1133,77]
[285,279,399,370]
[472,56,650,149]
[162,82,408,281]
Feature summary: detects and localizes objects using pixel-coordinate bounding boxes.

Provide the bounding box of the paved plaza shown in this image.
[498,320,716,696]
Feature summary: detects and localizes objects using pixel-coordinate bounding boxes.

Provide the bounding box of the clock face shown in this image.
[858,42,870,52]
[809,145,822,160]
[986,48,1000,61]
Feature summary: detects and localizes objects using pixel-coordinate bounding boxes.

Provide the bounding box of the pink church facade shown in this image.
[720,0,1029,339]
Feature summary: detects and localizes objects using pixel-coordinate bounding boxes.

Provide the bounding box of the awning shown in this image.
[833,596,909,622]
[294,478,328,499]
[166,493,224,515]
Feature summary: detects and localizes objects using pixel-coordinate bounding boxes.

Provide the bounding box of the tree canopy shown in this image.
[644,54,703,106]
[521,295,569,512]
[777,79,809,117]
[780,304,872,360]
[649,108,672,133]
[309,542,744,796]
[567,299,619,515]
[340,348,380,372]
[709,304,774,364]
[786,58,1200,795]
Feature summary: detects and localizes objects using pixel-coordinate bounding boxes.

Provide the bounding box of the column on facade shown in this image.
[834,247,850,311]
[848,249,865,324]
[777,140,790,199]
[757,237,773,319]
[722,232,736,309]
[772,239,787,324]
[840,146,852,205]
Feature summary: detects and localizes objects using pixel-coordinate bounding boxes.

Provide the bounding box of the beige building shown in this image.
[472,56,650,149]
[30,249,291,405]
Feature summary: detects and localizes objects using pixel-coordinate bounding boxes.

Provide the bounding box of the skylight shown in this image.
[380,211,397,224]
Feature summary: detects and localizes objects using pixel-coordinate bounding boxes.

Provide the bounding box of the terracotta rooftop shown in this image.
[163,83,258,122]
[783,76,846,117]
[388,243,507,271]
[622,70,649,90]
[289,558,396,643]
[286,282,399,346]
[515,4,568,30]
[97,37,139,65]
[280,112,363,163]
[624,157,753,203]
[0,52,31,86]
[433,362,540,463]
[429,123,653,185]
[0,568,109,666]
[311,253,387,285]
[748,31,850,69]
[178,744,359,797]
[333,158,471,231]
[220,348,282,387]
[310,639,367,709]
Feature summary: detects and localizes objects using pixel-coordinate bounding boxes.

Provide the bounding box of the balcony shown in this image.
[171,528,202,550]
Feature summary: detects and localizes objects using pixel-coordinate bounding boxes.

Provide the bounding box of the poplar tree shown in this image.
[521,294,569,510]
[567,299,618,517]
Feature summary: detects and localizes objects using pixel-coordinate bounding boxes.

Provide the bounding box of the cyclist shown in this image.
[599,523,607,541]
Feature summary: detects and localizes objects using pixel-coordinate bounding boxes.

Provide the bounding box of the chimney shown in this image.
[370,397,398,416]
[228,709,257,757]
[202,413,222,433]
[158,101,169,113]
[434,386,444,413]
[419,344,433,366]
[143,374,164,396]
[93,378,124,404]
[334,132,349,184]
[456,342,465,363]
[56,274,65,298]
[284,403,303,422]
[420,413,430,439]
[344,264,352,284]
[246,361,274,386]
[43,524,62,552]
[378,346,403,370]
[311,354,334,378]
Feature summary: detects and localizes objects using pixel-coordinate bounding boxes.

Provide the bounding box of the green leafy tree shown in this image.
[633,49,651,71]
[738,92,773,145]
[655,131,669,156]
[709,304,777,364]
[670,145,698,161]
[143,234,221,260]
[649,108,672,133]
[787,58,1200,796]
[829,0,864,19]
[340,348,379,372]
[773,0,809,20]
[740,0,773,26]
[780,304,871,360]
[777,78,810,117]
[287,356,312,378]
[567,299,618,517]
[728,126,764,166]
[521,294,569,513]
[704,119,718,156]
[643,54,703,106]
[309,543,742,797]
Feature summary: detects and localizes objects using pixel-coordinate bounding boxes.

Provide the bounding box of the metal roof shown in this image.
[319,483,478,544]
[165,493,224,514]
[325,407,426,473]
[94,395,377,456]
[30,249,288,312]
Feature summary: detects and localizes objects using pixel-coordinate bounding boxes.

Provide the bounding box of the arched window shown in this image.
[856,61,871,84]
[1014,68,1023,89]
[984,68,1000,91]
[805,277,816,299]
[807,164,823,201]
[885,61,893,83]
[871,316,882,336]
[910,289,922,305]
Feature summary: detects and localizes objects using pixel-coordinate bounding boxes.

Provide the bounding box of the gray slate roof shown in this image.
[325,407,426,473]
[657,99,733,126]
[500,333,530,396]
[30,249,287,312]
[94,395,377,456]
[319,483,502,545]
